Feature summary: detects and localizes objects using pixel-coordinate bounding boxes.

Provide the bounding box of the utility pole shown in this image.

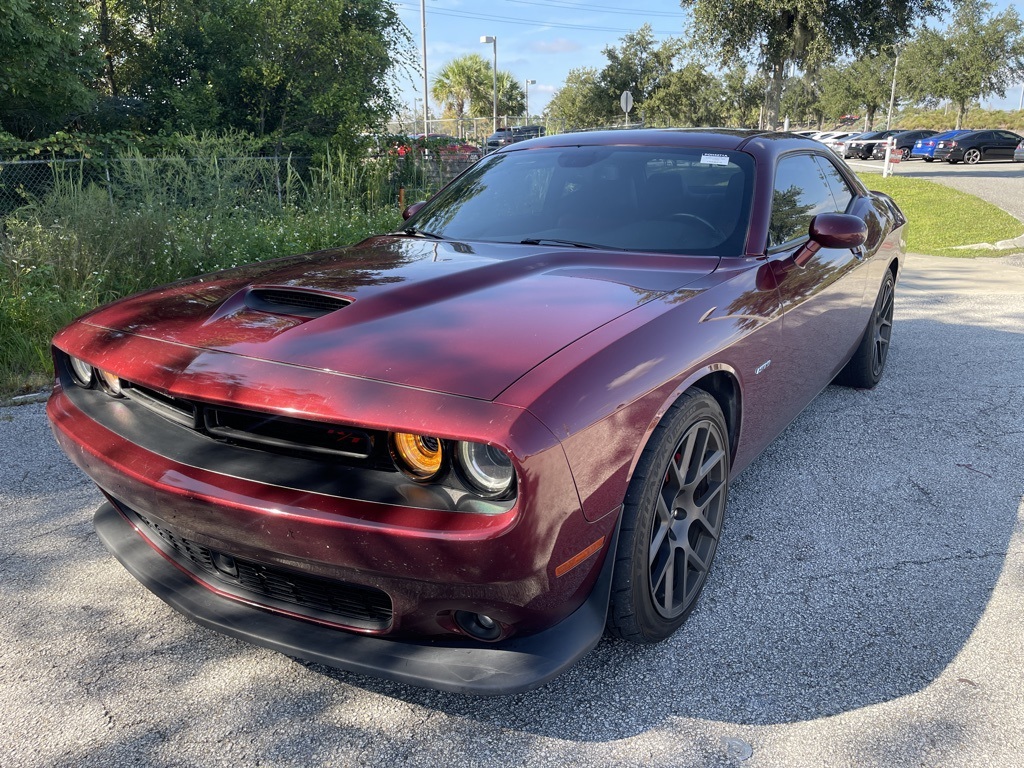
[886,54,899,130]
[420,0,428,136]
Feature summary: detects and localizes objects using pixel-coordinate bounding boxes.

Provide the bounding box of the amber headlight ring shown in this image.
[390,432,447,482]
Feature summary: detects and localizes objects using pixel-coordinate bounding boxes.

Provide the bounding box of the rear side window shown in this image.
[768,154,840,248]
[814,156,854,213]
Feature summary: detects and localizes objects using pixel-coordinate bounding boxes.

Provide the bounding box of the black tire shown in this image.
[900,147,910,160]
[964,148,982,164]
[923,157,934,162]
[835,269,895,388]
[607,390,730,643]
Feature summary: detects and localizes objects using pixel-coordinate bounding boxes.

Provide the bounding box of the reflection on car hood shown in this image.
[80,237,719,399]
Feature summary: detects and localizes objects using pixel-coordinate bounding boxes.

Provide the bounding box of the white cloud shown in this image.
[529,38,582,54]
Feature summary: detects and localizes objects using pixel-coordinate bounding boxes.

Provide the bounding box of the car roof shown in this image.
[517,127,777,152]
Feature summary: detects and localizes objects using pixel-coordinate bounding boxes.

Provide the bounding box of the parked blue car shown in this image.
[910,130,971,162]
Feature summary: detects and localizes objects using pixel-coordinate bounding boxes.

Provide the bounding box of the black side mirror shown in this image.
[794,213,868,267]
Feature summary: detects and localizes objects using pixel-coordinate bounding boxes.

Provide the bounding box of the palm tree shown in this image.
[432,54,490,123]
[495,71,526,118]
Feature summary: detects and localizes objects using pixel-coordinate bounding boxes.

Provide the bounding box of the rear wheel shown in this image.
[964,148,982,164]
[607,390,729,643]
[923,157,933,163]
[900,147,910,160]
[835,270,895,389]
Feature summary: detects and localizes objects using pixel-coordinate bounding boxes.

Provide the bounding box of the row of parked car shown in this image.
[387,125,549,159]
[797,128,1024,164]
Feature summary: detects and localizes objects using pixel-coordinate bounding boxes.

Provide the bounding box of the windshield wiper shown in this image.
[519,237,599,249]
[397,227,445,240]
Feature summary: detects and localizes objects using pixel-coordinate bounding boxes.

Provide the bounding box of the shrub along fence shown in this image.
[0,151,475,393]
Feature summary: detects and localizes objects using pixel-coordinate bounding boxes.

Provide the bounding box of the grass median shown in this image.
[858,172,1024,258]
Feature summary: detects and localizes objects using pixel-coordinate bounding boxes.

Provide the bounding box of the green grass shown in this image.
[858,173,1024,258]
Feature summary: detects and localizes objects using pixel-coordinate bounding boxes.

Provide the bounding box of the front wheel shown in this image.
[607,390,730,643]
[835,270,895,389]
[923,157,934,163]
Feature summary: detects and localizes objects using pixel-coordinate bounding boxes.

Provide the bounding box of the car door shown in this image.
[995,131,1022,159]
[766,153,868,411]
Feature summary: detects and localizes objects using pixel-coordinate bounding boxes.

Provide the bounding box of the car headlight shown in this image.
[455,441,514,498]
[391,432,444,480]
[97,368,123,396]
[67,355,94,387]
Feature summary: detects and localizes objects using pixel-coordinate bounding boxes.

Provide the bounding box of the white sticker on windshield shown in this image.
[699,153,730,166]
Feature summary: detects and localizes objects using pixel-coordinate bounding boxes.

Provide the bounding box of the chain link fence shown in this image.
[0,153,478,219]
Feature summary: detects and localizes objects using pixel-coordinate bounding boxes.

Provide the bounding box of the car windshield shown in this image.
[407,145,754,256]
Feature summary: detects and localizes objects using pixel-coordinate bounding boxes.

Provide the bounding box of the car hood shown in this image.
[79,237,718,400]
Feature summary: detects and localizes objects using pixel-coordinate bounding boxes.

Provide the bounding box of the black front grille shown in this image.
[245,288,351,317]
[121,381,382,465]
[134,511,392,631]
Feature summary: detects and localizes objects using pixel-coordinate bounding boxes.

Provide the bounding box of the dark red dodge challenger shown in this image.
[48,129,905,694]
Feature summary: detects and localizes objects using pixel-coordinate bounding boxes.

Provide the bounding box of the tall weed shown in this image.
[1,140,405,395]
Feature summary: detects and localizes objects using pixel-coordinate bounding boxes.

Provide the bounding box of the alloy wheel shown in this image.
[648,419,727,619]
[871,274,895,377]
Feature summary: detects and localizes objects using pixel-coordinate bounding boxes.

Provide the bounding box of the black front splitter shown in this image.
[94,501,616,695]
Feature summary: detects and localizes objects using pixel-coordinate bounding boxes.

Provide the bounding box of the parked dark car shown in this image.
[844,129,901,159]
[933,129,1024,164]
[485,128,516,150]
[869,129,938,160]
[910,130,972,162]
[512,125,546,142]
[48,129,906,695]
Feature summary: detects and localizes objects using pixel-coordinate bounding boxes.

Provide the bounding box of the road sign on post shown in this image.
[620,91,634,126]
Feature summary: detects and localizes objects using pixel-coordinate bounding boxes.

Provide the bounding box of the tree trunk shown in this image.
[98,0,118,98]
[955,101,966,130]
[865,108,875,131]
[766,61,785,129]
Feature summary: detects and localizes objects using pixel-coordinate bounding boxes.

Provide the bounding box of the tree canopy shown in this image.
[901,0,1024,128]
[0,0,103,138]
[680,0,942,126]
[2,0,407,151]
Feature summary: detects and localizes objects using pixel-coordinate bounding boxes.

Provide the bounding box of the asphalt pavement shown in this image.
[2,244,1024,763]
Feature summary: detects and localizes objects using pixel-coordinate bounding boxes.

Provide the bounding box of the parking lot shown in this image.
[2,190,1023,765]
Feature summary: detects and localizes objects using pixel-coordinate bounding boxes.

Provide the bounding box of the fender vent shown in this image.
[245,288,351,318]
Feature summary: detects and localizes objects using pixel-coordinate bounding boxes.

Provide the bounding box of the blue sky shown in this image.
[393,0,1024,119]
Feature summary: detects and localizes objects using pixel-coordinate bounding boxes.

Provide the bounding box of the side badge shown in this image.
[755,360,771,375]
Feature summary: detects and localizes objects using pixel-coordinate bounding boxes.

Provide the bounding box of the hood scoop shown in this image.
[244,287,352,318]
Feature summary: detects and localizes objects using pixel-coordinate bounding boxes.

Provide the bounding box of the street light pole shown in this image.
[525,79,536,121]
[481,36,497,133]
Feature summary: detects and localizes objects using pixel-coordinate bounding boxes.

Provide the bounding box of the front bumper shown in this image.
[95,500,616,694]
